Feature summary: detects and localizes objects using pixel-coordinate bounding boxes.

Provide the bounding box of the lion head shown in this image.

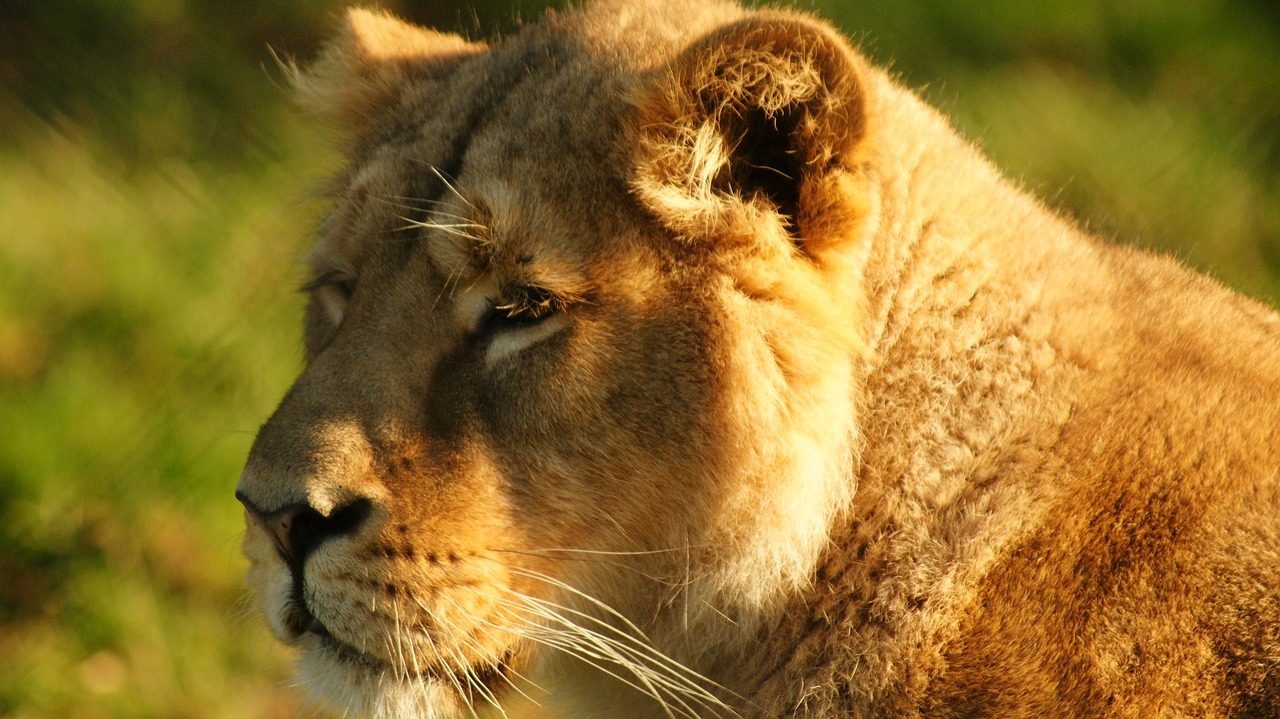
[238,1,877,716]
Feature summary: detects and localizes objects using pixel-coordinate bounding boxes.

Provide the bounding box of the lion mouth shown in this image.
[282,594,326,637]
[286,598,518,699]
[283,601,379,669]
[277,565,400,673]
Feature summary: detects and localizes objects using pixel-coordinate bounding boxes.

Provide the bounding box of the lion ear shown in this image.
[292,7,484,126]
[633,14,874,257]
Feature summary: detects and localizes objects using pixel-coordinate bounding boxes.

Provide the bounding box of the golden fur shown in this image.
[238,1,1280,717]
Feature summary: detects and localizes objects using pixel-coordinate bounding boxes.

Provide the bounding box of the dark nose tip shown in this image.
[236,491,373,567]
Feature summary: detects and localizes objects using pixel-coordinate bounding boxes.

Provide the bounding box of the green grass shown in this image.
[0,105,321,718]
[1,1,1276,717]
[830,0,1280,300]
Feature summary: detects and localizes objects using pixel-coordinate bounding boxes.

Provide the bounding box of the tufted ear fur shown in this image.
[632,13,875,258]
[292,7,484,127]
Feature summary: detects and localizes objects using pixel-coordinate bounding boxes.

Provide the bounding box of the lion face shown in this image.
[237,3,874,715]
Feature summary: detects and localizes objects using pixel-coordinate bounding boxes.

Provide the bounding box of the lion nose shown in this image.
[236,491,373,567]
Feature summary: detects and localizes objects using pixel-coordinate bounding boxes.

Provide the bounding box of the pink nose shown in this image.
[235,491,372,567]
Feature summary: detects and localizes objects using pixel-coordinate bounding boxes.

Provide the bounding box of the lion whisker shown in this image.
[497,545,708,557]
[464,581,737,718]
[484,547,685,587]
[411,598,481,719]
[398,216,487,235]
[372,194,470,218]
[481,610,691,719]
[481,595,724,719]
[429,166,478,212]
[427,600,510,715]
[429,590,547,707]
[450,642,504,717]
[505,566,656,643]
[503,590,732,710]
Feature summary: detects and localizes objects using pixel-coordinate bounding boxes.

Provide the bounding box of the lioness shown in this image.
[236,1,1280,717]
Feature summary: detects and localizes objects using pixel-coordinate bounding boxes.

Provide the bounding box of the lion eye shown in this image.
[491,304,554,329]
[302,271,356,328]
[478,285,564,336]
[302,271,356,301]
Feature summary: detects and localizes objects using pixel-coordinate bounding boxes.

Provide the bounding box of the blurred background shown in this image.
[1,0,1277,717]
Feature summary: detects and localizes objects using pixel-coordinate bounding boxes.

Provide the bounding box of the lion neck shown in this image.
[718,72,1091,716]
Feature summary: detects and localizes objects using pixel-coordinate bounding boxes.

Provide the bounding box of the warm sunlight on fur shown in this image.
[238,1,1280,717]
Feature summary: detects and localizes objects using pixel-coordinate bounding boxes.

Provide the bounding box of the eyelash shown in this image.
[305,273,567,337]
[302,272,355,301]
[480,286,565,335]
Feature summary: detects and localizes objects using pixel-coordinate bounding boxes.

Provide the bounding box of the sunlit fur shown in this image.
[239,1,1280,717]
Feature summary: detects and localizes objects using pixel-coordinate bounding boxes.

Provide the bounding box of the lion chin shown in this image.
[296,656,468,719]
[238,0,1280,717]
[294,648,500,719]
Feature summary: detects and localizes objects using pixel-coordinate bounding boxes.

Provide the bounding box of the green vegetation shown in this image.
[1,1,1276,717]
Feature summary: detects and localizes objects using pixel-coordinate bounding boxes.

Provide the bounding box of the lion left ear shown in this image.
[293,8,485,128]
[632,13,874,257]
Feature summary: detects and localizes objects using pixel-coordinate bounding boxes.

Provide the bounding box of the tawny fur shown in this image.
[238,1,1280,717]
